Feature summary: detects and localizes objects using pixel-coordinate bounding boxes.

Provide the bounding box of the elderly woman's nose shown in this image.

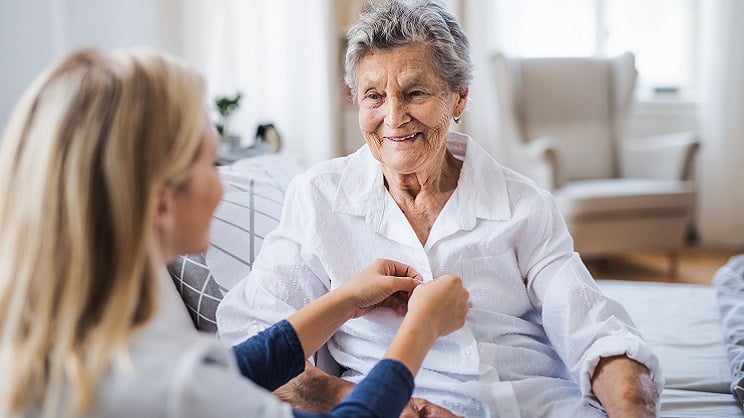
[383,97,410,127]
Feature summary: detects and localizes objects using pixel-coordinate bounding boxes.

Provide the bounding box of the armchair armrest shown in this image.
[620,132,700,181]
[510,136,563,190]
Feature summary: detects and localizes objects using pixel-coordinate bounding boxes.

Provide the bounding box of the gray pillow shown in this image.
[168,254,223,332]
[167,154,303,332]
[712,254,744,405]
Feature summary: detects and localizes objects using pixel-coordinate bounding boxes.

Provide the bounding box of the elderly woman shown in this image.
[217,1,662,417]
[0,47,470,418]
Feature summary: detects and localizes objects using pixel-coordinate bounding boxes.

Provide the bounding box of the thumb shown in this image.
[379,259,423,282]
[383,275,421,294]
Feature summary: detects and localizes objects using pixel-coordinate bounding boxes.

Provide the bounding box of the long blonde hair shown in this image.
[0,48,206,417]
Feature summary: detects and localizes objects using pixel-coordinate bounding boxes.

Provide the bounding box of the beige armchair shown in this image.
[490,52,700,271]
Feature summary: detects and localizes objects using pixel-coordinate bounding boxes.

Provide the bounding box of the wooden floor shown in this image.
[585,246,744,286]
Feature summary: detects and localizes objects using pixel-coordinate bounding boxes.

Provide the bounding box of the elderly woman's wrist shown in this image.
[604,398,656,418]
[274,363,354,412]
[592,356,657,417]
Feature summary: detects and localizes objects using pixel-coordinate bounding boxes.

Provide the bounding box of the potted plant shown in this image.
[214,92,242,148]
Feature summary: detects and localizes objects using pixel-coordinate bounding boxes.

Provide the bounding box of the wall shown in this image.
[696,0,744,247]
[0,0,56,133]
[2,1,741,248]
[0,0,182,136]
[627,101,699,139]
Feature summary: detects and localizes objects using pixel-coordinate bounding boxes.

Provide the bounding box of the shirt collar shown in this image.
[332,132,511,233]
[452,132,511,223]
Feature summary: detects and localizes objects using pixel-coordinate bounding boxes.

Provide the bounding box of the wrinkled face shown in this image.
[356,43,466,175]
[170,119,224,256]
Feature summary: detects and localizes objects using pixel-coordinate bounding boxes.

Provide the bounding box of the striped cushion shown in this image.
[167,154,303,332]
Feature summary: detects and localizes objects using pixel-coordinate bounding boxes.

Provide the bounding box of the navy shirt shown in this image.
[232,320,414,418]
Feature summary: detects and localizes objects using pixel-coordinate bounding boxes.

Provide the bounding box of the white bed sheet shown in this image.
[598,280,742,417]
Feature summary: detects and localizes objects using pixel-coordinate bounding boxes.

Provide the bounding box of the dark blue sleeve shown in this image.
[231,319,306,391]
[291,359,414,418]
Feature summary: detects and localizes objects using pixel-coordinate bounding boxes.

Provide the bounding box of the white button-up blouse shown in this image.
[217,132,663,418]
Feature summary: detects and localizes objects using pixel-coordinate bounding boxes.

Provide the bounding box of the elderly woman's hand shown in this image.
[592,355,657,418]
[400,397,464,418]
[339,258,423,318]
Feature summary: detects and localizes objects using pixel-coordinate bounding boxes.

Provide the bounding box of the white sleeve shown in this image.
[167,338,294,418]
[534,255,663,405]
[216,178,331,346]
[522,190,664,405]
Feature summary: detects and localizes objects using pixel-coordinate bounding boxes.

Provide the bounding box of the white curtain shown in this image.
[181,0,339,167]
[696,0,744,246]
[446,1,509,164]
[1,0,185,131]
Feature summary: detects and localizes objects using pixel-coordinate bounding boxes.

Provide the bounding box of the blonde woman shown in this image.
[0,48,469,418]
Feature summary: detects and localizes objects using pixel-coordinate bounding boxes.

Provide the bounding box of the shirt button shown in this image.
[465,346,473,356]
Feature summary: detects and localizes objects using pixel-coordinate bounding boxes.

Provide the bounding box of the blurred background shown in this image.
[1,0,742,254]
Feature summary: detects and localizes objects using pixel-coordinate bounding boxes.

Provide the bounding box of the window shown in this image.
[493,0,699,101]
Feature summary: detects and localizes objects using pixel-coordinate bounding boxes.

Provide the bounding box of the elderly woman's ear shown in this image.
[454,87,469,120]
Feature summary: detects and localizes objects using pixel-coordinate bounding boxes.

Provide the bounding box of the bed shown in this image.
[166,153,744,417]
[598,280,741,417]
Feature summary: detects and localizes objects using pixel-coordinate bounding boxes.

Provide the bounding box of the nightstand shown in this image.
[216,123,282,165]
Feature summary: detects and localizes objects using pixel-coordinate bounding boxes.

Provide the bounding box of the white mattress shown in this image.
[598,280,742,417]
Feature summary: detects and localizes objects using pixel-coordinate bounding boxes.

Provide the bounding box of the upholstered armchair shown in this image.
[490,52,700,271]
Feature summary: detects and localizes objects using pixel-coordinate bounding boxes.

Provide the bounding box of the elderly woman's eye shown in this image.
[366,92,382,100]
[408,90,430,99]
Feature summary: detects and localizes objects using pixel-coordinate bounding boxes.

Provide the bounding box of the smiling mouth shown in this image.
[385,133,419,142]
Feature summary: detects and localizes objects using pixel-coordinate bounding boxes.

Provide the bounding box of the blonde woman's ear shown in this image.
[155,184,171,216]
[154,185,179,261]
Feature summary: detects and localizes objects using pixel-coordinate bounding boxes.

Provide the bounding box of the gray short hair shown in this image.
[344,0,473,102]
